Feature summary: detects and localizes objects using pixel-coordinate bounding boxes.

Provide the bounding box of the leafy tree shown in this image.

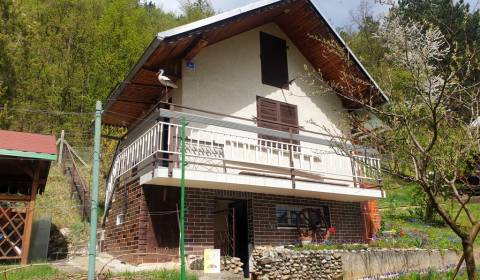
[179,0,214,23]
[320,15,480,279]
[0,0,214,141]
[394,0,480,121]
[0,0,33,129]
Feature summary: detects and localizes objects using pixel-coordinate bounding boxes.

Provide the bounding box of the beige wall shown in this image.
[177,23,354,184]
[180,22,349,138]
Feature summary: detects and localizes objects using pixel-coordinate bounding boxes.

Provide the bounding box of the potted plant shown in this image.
[298,228,314,245]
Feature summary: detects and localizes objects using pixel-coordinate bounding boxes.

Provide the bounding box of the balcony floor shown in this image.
[139,167,385,202]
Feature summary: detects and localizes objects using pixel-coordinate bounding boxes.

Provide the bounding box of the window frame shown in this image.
[275,204,331,229]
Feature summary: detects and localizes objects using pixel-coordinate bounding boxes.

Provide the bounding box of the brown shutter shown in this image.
[257,97,299,144]
[257,97,281,141]
[279,103,299,133]
[260,32,289,89]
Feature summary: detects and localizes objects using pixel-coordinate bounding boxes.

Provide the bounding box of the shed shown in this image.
[0,130,57,264]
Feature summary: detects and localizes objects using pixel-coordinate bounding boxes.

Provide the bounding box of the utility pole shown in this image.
[58,130,65,165]
[88,101,102,280]
[180,115,186,280]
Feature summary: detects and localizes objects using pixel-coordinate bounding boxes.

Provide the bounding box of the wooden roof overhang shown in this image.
[0,130,57,197]
[103,0,389,127]
[0,157,51,197]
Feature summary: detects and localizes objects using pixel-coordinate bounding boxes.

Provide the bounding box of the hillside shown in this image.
[378,179,480,251]
[35,165,89,258]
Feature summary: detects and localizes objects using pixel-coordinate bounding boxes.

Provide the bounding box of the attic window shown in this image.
[260,32,289,89]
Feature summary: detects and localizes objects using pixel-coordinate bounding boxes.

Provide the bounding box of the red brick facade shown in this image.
[104,180,368,263]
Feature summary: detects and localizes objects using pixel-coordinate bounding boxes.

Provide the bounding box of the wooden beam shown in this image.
[0,194,31,202]
[184,39,208,61]
[20,162,40,265]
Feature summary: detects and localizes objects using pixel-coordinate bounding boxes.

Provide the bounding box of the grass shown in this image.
[0,265,198,280]
[378,177,480,251]
[0,264,60,280]
[35,166,89,248]
[116,270,198,280]
[394,268,480,279]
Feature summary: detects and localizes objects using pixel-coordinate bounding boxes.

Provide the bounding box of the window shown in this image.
[276,205,330,229]
[257,96,299,144]
[116,213,125,225]
[260,32,289,88]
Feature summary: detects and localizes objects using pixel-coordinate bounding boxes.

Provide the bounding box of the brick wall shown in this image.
[250,193,365,245]
[104,184,368,261]
[182,188,365,255]
[103,173,150,263]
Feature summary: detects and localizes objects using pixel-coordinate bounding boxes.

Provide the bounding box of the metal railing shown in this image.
[105,116,381,206]
[62,143,90,221]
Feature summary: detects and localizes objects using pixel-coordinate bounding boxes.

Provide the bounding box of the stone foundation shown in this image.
[252,248,343,280]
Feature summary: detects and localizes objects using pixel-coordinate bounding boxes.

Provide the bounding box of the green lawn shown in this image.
[0,265,198,280]
[395,269,479,280]
[0,264,59,280]
[377,177,480,251]
[117,270,198,280]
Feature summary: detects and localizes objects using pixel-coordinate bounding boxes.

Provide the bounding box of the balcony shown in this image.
[105,107,383,206]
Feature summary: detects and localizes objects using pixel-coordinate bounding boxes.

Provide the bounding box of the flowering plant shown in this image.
[323,226,336,242]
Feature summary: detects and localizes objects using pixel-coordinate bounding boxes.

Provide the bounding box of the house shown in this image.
[0,130,57,264]
[100,0,387,271]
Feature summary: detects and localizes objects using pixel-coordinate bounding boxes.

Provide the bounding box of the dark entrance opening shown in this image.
[214,199,249,277]
[144,185,180,261]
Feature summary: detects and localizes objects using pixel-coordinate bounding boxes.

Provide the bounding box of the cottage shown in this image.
[0,130,57,264]
[101,0,387,273]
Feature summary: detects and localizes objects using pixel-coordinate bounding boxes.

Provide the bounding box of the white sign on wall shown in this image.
[204,249,221,273]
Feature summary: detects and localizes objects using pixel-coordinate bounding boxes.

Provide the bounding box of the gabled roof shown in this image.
[103,0,388,127]
[0,130,57,161]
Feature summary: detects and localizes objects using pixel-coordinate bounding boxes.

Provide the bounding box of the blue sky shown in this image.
[151,0,480,28]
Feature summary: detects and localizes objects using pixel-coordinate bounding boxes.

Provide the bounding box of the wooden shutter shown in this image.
[260,32,289,88]
[257,97,299,144]
[279,103,299,135]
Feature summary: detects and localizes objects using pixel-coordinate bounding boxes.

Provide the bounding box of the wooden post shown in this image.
[21,162,41,264]
[168,105,176,177]
[288,128,295,189]
[58,130,65,165]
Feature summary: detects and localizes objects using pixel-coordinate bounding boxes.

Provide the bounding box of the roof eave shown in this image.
[156,0,282,40]
[0,149,57,161]
[103,0,388,119]
[104,37,164,115]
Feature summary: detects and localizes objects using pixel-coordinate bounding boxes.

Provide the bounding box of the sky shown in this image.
[151,0,480,28]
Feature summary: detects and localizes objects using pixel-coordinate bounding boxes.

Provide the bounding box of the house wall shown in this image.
[177,22,355,184]
[103,175,149,263]
[184,187,365,256]
[180,22,348,137]
[104,183,366,262]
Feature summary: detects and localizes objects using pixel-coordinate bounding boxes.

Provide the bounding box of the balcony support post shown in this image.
[168,105,176,177]
[351,151,359,188]
[289,128,296,189]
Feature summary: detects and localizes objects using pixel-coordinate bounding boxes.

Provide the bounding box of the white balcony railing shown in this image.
[105,114,381,207]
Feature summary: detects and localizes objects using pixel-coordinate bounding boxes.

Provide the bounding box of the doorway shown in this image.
[214,199,249,276]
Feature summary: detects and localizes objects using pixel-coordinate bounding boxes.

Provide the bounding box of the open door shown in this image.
[214,199,249,277]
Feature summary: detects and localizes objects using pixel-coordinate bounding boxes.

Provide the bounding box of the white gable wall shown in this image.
[173,23,355,186]
[179,22,348,137]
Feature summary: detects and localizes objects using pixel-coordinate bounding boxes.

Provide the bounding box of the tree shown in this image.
[0,0,33,129]
[313,14,480,278]
[394,0,480,122]
[179,0,214,23]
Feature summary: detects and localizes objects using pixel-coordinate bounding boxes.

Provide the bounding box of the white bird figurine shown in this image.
[157,69,178,88]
